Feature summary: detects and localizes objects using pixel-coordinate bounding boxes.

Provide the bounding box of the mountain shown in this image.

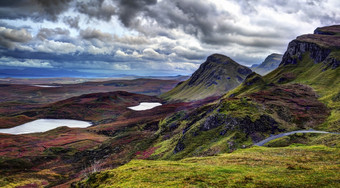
[160,54,252,101]
[251,53,283,75]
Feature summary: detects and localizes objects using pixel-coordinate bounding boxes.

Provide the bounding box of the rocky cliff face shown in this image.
[280,25,340,70]
[161,54,252,101]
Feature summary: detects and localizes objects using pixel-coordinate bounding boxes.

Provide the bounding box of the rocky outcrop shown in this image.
[324,56,340,70]
[173,112,281,154]
[280,25,340,69]
[280,40,331,66]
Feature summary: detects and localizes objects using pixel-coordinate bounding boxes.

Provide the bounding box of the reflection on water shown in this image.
[128,102,162,111]
[0,119,92,135]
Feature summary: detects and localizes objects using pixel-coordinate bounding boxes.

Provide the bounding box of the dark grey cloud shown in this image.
[116,0,157,27]
[0,27,32,49]
[0,0,72,21]
[37,28,70,40]
[76,0,115,22]
[144,0,218,36]
[63,16,80,29]
[80,28,113,42]
[1,0,340,75]
[118,0,283,48]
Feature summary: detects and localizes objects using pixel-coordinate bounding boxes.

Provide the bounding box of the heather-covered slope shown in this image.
[251,53,283,75]
[161,54,252,101]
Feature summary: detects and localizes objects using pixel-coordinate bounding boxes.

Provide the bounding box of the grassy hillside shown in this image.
[75,145,340,188]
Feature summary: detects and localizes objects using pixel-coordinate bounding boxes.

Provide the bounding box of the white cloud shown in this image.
[0,57,53,68]
[112,63,131,70]
[36,40,83,54]
[142,48,164,59]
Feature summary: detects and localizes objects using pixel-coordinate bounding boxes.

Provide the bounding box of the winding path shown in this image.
[254,129,340,146]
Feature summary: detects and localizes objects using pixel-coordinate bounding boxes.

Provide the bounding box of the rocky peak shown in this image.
[188,54,252,86]
[161,54,252,101]
[206,54,238,65]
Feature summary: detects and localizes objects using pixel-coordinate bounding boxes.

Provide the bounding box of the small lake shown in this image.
[32,85,61,88]
[128,102,162,111]
[0,119,92,135]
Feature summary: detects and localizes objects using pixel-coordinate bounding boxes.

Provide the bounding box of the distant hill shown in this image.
[0,67,136,78]
[251,53,283,75]
[20,91,162,122]
[161,54,252,101]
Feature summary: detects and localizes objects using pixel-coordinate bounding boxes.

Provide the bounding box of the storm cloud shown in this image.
[0,0,339,76]
[0,0,72,21]
[0,27,32,49]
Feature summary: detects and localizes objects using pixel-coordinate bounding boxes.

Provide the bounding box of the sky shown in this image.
[0,0,339,76]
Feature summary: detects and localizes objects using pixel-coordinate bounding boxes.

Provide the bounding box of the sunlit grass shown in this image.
[76,145,340,187]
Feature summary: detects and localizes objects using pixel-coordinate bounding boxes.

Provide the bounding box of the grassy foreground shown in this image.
[75,145,340,187]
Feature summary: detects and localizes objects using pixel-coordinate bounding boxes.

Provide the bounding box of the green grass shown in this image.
[75,145,340,188]
[150,99,270,160]
[219,97,264,121]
